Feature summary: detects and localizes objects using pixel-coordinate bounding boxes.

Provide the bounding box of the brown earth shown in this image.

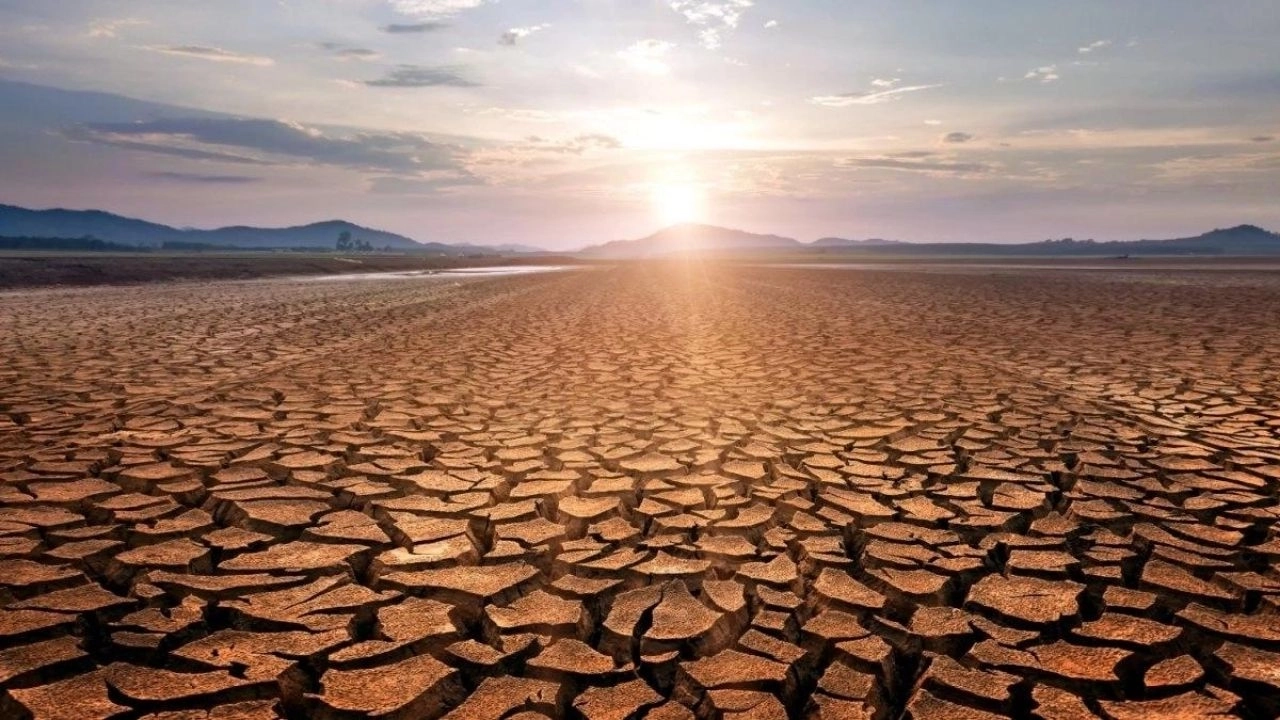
[1,261,1279,719]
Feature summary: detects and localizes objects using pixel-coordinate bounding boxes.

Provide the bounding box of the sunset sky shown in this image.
[1,0,1277,249]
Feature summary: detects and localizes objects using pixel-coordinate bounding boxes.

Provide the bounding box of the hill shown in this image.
[580,224,801,259]
[191,219,425,251]
[0,204,543,255]
[810,225,1280,257]
[1073,225,1280,256]
[811,237,905,248]
[581,223,1280,258]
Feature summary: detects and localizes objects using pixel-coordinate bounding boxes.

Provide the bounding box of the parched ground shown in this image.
[1,262,1279,719]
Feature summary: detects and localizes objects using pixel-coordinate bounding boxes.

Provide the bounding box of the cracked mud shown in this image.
[1,263,1279,719]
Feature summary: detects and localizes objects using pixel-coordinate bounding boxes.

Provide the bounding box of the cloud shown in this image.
[87,18,148,39]
[576,134,623,150]
[0,56,39,70]
[146,171,262,184]
[369,173,483,194]
[363,65,477,87]
[499,25,549,46]
[389,0,488,17]
[870,77,900,88]
[1025,65,1059,83]
[840,155,989,175]
[63,117,462,175]
[382,22,448,33]
[764,20,778,28]
[465,134,626,174]
[1154,152,1280,182]
[942,132,974,144]
[810,83,941,107]
[319,43,380,61]
[61,126,272,165]
[924,119,942,126]
[1078,39,1111,54]
[522,134,624,154]
[473,107,558,122]
[669,0,754,49]
[618,40,675,75]
[1251,135,1274,143]
[146,46,275,66]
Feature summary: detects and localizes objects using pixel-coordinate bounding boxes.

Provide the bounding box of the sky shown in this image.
[0,0,1278,250]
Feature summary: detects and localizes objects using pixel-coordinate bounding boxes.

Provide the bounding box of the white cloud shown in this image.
[924,119,942,126]
[697,29,723,50]
[87,18,148,39]
[1078,39,1111,54]
[1154,152,1280,182]
[810,83,941,108]
[764,20,778,28]
[471,107,558,122]
[500,24,549,46]
[1025,65,1059,83]
[870,77,900,88]
[618,40,675,75]
[669,0,754,49]
[145,45,275,66]
[389,0,488,17]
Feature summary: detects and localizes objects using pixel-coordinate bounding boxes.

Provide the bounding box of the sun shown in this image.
[651,182,705,227]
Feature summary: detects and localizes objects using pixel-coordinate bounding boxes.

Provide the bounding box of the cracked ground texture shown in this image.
[1,262,1280,720]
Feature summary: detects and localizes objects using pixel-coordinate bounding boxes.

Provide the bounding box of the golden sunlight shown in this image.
[651,181,705,227]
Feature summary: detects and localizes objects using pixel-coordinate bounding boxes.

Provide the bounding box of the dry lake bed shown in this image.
[1,261,1279,719]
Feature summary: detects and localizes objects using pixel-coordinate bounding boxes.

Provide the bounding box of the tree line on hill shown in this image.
[335,231,390,253]
[0,232,397,254]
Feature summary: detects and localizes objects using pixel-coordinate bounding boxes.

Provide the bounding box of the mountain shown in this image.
[580,224,801,259]
[186,219,428,251]
[582,223,1280,258]
[811,237,905,248]
[0,204,183,248]
[0,203,543,254]
[809,225,1280,257]
[1079,225,1280,256]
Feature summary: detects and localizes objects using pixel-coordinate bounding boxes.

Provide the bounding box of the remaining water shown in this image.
[296,265,576,282]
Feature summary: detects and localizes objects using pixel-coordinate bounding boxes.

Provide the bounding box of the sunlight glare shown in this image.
[652,182,705,227]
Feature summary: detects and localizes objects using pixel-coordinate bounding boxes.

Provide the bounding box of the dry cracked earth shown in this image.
[1,262,1280,720]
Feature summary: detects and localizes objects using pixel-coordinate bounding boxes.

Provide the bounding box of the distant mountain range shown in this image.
[0,203,544,255]
[5,203,1278,259]
[581,223,1280,258]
